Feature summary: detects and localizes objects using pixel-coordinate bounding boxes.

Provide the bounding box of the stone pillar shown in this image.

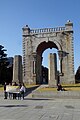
[32,52,37,84]
[48,53,57,87]
[12,55,22,84]
[36,54,42,84]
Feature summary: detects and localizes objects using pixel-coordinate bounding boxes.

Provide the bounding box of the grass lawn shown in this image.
[62,84,80,91]
[37,84,80,92]
[0,85,4,91]
[25,84,39,88]
[0,84,39,92]
[0,84,80,92]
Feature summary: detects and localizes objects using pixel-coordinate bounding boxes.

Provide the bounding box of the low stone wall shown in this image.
[32,91,80,99]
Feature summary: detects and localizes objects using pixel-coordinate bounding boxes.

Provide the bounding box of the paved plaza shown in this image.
[0,92,80,120]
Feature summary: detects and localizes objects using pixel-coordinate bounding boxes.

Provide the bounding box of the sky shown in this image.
[0,0,80,73]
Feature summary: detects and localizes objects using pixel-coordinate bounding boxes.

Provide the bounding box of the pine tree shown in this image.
[75,66,80,83]
[0,45,9,84]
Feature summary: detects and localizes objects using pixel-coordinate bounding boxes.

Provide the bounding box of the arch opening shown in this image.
[37,41,58,56]
[36,41,59,84]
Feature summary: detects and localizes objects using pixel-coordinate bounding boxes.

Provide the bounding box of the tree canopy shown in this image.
[75,66,80,83]
[0,45,9,84]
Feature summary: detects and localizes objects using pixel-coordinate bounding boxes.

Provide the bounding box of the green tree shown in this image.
[75,66,80,83]
[0,45,9,84]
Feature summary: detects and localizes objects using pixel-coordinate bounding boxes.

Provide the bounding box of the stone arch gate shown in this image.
[22,21,75,86]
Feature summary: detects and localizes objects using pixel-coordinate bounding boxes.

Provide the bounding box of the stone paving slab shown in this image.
[0,96,80,120]
[1,86,80,120]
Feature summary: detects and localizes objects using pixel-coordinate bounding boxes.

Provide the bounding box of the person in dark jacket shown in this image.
[57,84,64,91]
[4,82,7,99]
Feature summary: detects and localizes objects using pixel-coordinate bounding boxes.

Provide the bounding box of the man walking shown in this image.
[4,82,7,99]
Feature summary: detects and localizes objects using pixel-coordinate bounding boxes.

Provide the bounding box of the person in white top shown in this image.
[20,83,26,99]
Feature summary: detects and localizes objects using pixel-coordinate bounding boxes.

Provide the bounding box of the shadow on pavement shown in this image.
[24,98,51,100]
[0,105,28,107]
[24,85,39,97]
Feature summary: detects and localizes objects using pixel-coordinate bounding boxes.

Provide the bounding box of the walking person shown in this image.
[4,82,7,99]
[20,83,26,100]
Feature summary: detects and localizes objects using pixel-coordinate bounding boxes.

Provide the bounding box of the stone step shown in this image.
[32,91,80,99]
